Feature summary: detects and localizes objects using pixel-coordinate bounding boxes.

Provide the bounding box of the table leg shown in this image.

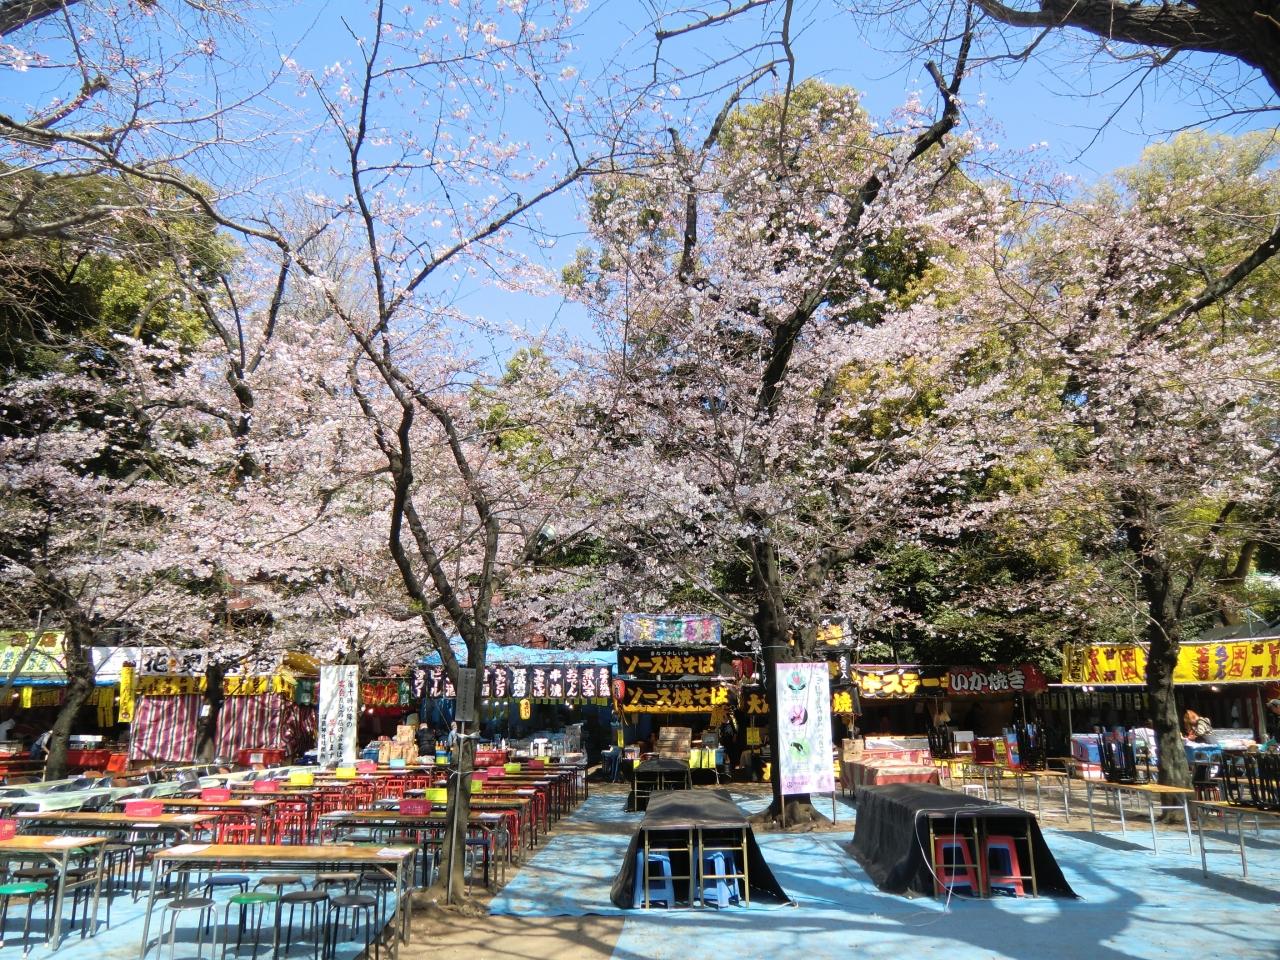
[1180,796,1193,854]
[1195,803,1209,876]
[88,843,106,937]
[136,856,162,959]
[48,850,68,950]
[1236,811,1249,877]
[1086,781,1095,832]
[1147,795,1158,853]
[1117,788,1127,837]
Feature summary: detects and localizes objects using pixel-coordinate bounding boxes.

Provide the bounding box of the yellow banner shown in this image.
[137,673,295,697]
[1062,639,1280,685]
[96,686,116,727]
[118,664,136,723]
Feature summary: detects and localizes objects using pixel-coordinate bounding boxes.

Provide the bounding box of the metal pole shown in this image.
[445,719,464,905]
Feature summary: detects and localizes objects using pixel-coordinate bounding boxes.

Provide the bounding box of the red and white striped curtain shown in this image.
[129,694,202,763]
[216,694,317,761]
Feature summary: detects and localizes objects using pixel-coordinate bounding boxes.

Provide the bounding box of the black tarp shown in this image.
[610,789,791,907]
[625,758,692,812]
[850,783,1078,898]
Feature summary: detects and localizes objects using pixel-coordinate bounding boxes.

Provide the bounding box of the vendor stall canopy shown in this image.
[416,641,614,703]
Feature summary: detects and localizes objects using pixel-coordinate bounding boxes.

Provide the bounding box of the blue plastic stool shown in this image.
[700,851,741,908]
[632,851,675,908]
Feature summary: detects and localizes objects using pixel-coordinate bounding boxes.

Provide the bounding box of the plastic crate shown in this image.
[334,767,356,780]
[288,771,315,787]
[253,779,281,793]
[200,788,231,801]
[124,800,164,817]
[0,819,17,840]
[356,761,377,773]
[400,799,433,815]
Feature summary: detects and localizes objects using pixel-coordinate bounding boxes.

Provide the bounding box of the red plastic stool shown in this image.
[932,834,980,896]
[982,835,1027,896]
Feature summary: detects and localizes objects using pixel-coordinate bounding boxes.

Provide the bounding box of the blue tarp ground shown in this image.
[491,791,1280,960]
[0,877,401,960]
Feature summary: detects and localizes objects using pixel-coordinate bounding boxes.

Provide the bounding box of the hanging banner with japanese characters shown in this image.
[619,614,721,647]
[832,663,1047,700]
[425,664,612,701]
[617,648,723,678]
[1062,640,1280,686]
[318,664,359,766]
[117,663,136,723]
[775,662,834,796]
[618,679,730,713]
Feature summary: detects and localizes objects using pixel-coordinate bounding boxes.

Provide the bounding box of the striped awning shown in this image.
[129,693,202,763]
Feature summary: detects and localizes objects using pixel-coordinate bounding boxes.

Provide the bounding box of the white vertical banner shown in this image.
[318,664,360,766]
[775,662,835,795]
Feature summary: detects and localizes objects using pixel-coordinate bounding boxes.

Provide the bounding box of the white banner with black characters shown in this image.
[317,664,359,766]
[775,662,835,796]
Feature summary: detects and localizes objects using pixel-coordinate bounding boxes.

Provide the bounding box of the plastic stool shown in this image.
[324,893,377,960]
[932,835,980,896]
[960,783,987,800]
[632,851,675,908]
[255,875,304,894]
[699,850,740,908]
[203,875,251,896]
[221,891,278,959]
[163,896,219,960]
[0,881,49,950]
[277,889,328,960]
[983,835,1026,896]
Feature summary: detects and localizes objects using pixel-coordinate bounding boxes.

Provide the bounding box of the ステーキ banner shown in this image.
[775,662,834,796]
[317,665,359,766]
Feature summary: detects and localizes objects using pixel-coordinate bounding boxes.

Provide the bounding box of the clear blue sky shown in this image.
[4,0,1273,352]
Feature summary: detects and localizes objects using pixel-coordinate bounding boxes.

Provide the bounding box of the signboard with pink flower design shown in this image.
[775,662,834,795]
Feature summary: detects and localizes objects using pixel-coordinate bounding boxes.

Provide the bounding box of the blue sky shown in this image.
[4,0,1274,352]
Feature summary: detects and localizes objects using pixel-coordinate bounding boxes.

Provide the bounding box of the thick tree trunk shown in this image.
[1145,621,1190,788]
[433,729,476,901]
[43,621,94,781]
[195,661,225,763]
[748,536,826,830]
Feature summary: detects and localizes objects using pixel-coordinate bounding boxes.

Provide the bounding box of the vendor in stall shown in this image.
[1182,708,1213,742]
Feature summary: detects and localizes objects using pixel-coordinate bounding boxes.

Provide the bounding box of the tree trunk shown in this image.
[1145,621,1190,788]
[195,661,225,763]
[748,536,825,829]
[43,621,95,781]
[433,728,476,900]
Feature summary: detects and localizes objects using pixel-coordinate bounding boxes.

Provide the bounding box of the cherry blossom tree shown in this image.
[960,130,1280,786]
[560,36,1045,821]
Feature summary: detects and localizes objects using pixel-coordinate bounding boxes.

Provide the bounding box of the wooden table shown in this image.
[153,797,277,841]
[138,843,417,960]
[1191,800,1280,877]
[1083,779,1194,853]
[0,834,107,949]
[16,810,216,840]
[317,809,509,885]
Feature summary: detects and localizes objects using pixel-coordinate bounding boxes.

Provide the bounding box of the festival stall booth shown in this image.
[0,635,143,775]
[414,642,614,763]
[128,650,318,766]
[612,614,735,787]
[828,659,1051,795]
[1057,637,1279,781]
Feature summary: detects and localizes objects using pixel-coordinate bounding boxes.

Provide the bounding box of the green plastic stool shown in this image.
[0,881,49,950]
[222,892,278,959]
